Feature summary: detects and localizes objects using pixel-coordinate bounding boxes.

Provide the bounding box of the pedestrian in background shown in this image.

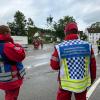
[32,38,40,49]
[0,25,26,100]
[96,38,100,54]
[50,22,96,100]
[40,38,43,49]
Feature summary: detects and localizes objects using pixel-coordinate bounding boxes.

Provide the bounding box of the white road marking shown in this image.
[34,62,49,67]
[26,53,50,59]
[86,53,100,100]
[25,61,49,69]
[35,54,50,59]
[86,77,100,100]
[26,66,32,69]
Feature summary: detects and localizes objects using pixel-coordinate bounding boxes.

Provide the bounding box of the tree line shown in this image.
[7,10,100,43]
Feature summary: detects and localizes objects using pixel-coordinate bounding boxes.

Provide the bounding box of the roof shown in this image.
[87,28,100,33]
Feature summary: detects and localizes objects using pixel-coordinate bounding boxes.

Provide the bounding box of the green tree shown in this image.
[27,27,38,43]
[46,15,53,27]
[7,22,16,35]
[79,31,88,41]
[27,18,34,26]
[7,10,27,36]
[46,15,54,42]
[27,18,35,43]
[53,16,76,40]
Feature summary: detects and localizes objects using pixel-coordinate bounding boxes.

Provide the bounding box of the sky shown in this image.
[0,0,100,31]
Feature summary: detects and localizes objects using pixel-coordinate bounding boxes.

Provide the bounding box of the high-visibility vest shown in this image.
[56,39,91,93]
[0,42,25,82]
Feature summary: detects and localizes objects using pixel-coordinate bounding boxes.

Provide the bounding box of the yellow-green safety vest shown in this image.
[56,39,91,93]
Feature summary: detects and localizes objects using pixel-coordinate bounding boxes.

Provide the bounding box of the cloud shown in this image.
[0,0,100,30]
[81,7,100,24]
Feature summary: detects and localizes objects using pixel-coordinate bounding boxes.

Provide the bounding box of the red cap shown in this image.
[64,22,78,33]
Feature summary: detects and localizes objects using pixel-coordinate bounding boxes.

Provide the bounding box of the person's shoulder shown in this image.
[4,42,14,47]
[79,39,89,43]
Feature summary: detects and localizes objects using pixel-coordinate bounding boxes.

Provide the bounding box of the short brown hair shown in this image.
[0,25,11,34]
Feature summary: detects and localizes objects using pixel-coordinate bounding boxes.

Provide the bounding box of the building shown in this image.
[85,27,100,54]
[86,28,100,44]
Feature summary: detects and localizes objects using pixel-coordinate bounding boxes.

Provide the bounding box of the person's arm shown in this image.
[50,48,60,70]
[4,42,26,62]
[90,48,96,84]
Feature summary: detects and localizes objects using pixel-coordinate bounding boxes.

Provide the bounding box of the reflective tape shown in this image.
[0,75,12,81]
[19,68,26,77]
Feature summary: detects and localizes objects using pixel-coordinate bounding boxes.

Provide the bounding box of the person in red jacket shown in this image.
[32,38,40,49]
[50,22,96,100]
[0,25,26,100]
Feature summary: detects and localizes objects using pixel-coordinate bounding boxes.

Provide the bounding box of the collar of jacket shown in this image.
[0,33,13,43]
[64,33,79,41]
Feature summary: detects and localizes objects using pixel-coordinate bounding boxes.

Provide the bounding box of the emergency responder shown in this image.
[50,22,96,100]
[97,38,100,54]
[32,38,40,49]
[39,38,43,49]
[0,25,26,100]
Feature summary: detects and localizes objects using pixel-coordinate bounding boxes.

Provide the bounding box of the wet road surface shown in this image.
[0,44,100,100]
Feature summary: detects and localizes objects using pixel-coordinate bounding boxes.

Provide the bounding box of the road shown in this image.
[0,44,100,100]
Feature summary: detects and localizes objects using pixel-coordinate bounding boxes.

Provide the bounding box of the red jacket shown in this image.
[0,34,25,90]
[33,40,40,47]
[50,34,96,83]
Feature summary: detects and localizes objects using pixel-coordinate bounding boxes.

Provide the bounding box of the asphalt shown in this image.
[0,44,100,100]
[20,45,100,100]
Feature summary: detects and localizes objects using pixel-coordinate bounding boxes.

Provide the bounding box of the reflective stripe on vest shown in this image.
[19,68,26,77]
[0,70,18,82]
[0,66,25,82]
[56,39,91,93]
[0,43,25,82]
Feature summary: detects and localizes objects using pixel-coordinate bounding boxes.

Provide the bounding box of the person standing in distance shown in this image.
[0,25,26,100]
[50,22,96,100]
[96,38,100,54]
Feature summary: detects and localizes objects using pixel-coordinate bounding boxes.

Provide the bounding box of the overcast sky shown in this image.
[0,0,100,31]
